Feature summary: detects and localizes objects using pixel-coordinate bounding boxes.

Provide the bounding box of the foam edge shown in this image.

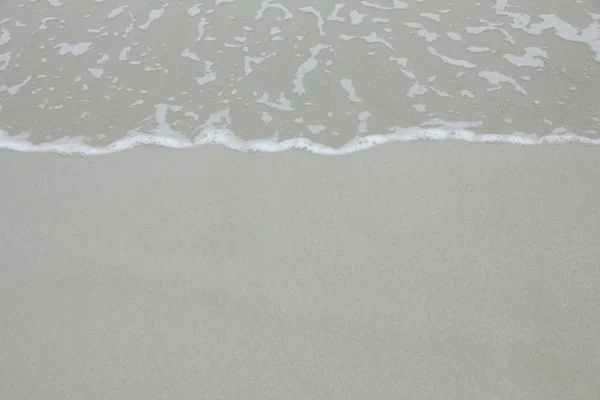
[1,127,599,156]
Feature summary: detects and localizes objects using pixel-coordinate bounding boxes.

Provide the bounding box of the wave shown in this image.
[1,127,599,156]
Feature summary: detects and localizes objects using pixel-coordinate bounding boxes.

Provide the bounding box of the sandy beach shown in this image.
[2,0,600,398]
[1,143,599,399]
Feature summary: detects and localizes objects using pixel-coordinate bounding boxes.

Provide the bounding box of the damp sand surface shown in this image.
[1,143,600,399]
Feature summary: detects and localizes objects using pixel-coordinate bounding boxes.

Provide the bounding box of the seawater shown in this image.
[1,0,599,154]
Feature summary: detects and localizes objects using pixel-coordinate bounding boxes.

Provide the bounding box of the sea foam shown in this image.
[1,1,599,154]
[1,128,599,156]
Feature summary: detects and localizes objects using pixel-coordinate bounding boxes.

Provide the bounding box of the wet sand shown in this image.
[1,143,599,399]
[2,1,600,398]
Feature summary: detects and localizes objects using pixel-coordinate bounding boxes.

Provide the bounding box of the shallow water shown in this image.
[1,0,599,154]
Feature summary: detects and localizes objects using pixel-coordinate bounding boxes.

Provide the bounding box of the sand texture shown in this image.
[1,143,599,399]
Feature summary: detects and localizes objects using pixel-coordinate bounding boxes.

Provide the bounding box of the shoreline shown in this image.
[2,128,600,155]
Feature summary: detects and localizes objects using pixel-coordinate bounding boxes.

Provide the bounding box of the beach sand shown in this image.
[1,143,599,399]
[2,0,600,398]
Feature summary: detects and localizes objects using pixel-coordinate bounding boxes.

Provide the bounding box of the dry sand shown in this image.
[1,143,599,399]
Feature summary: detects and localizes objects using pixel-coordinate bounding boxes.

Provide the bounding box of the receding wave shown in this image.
[1,0,599,154]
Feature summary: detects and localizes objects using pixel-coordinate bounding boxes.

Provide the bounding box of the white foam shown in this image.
[327,4,346,23]
[361,1,408,11]
[196,18,209,41]
[418,28,438,42]
[55,42,93,56]
[254,1,293,21]
[128,100,144,108]
[478,70,527,95]
[340,78,362,103]
[420,13,441,22]
[256,92,293,111]
[494,2,600,60]
[0,27,10,46]
[181,48,200,61]
[139,6,167,31]
[259,111,273,124]
[299,7,326,36]
[362,32,395,51]
[87,68,104,78]
[243,53,275,76]
[503,47,548,68]
[1,76,32,95]
[292,44,331,95]
[428,46,476,68]
[468,46,491,53]
[108,6,127,19]
[357,111,371,134]
[195,61,217,85]
[307,124,326,134]
[0,52,10,71]
[349,10,366,25]
[188,5,201,16]
[2,127,598,156]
